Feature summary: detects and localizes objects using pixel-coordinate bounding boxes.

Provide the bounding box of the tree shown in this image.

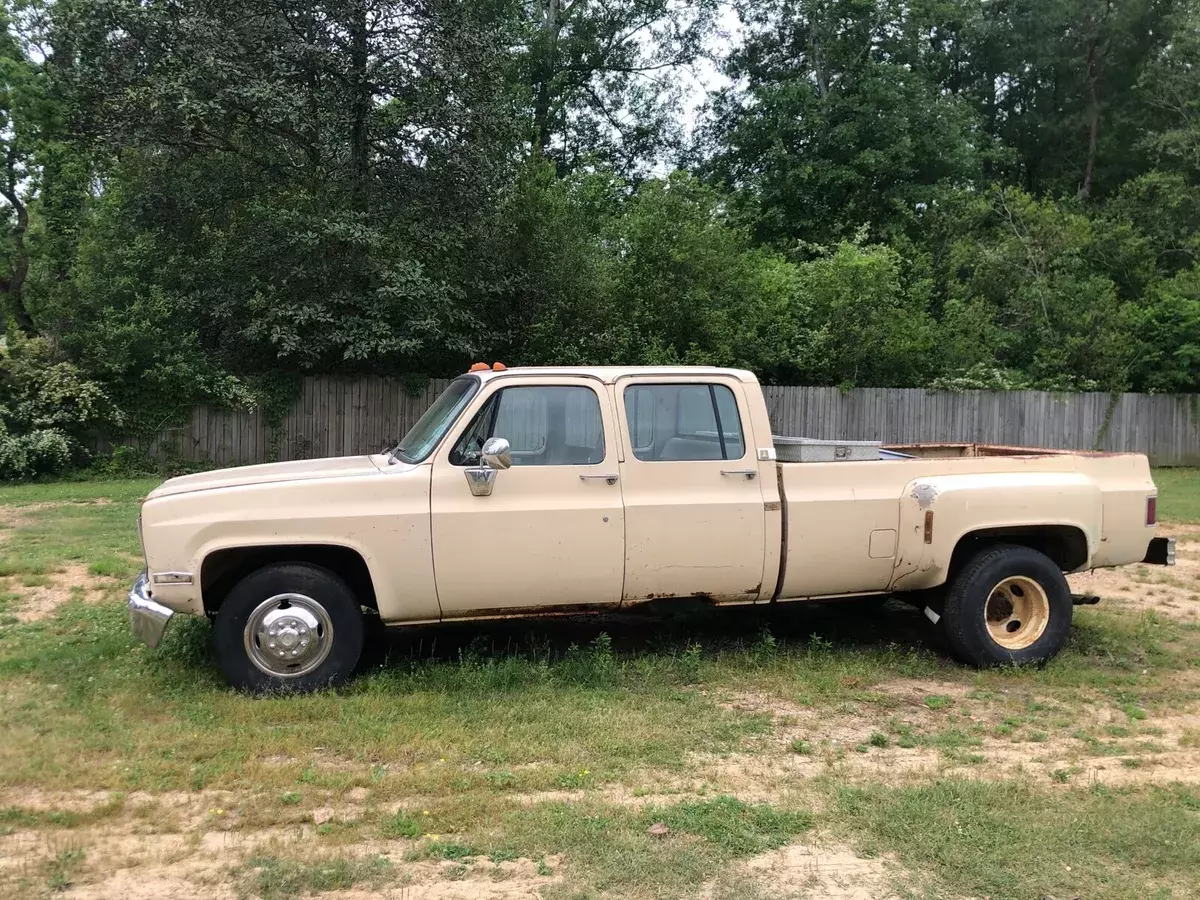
[52,0,521,376]
[704,0,981,246]
[0,0,53,334]
[522,0,719,174]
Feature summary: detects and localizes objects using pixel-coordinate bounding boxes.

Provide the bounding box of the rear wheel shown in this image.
[942,544,1072,667]
[214,563,364,693]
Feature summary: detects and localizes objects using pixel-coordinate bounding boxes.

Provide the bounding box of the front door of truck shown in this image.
[616,377,767,604]
[430,376,625,616]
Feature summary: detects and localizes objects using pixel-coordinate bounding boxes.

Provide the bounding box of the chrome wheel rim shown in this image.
[984,576,1050,651]
[243,593,334,678]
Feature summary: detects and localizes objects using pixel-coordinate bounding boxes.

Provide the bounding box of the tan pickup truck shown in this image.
[129,366,1174,692]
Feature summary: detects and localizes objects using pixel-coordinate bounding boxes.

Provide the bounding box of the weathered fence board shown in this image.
[138,380,1200,467]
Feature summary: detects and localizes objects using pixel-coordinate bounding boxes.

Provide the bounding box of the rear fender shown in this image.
[889,472,1101,591]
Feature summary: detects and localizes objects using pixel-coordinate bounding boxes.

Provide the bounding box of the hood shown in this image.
[147,455,390,499]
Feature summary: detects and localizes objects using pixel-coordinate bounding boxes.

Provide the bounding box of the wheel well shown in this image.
[200,545,378,615]
[950,525,1090,577]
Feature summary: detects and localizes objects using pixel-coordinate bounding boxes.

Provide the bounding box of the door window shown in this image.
[451,386,606,466]
[623,384,746,461]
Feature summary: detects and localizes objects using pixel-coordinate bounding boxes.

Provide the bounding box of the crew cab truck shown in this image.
[129,366,1175,693]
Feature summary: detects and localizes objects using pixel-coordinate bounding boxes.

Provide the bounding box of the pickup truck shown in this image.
[128,365,1174,692]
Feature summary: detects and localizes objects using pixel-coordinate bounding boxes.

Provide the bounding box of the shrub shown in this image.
[0,332,123,480]
[0,422,74,480]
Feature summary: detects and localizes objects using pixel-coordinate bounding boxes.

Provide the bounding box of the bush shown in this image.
[0,424,73,480]
[0,332,123,480]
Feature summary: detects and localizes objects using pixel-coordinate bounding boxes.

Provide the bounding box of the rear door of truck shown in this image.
[615,374,768,604]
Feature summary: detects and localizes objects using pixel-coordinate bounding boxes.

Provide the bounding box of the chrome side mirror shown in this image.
[464,437,512,496]
[481,437,512,470]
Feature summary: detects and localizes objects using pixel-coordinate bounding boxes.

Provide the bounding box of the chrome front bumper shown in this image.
[128,571,174,649]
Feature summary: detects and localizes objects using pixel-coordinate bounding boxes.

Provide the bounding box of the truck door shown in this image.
[616,377,767,604]
[429,376,625,616]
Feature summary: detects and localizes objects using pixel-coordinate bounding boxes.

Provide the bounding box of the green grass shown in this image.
[1153,467,1200,522]
[484,796,812,896]
[1,474,1199,898]
[239,853,393,900]
[835,780,1200,899]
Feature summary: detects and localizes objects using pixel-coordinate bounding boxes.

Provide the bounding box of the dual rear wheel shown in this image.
[940,543,1073,666]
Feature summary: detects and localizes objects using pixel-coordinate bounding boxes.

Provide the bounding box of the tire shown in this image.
[942,543,1072,667]
[213,562,365,694]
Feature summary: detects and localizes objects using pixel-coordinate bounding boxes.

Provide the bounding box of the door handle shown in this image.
[721,469,758,479]
[580,474,619,485]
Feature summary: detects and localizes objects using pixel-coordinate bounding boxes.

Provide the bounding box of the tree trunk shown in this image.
[532,0,560,154]
[1078,2,1111,200]
[1,148,35,335]
[1078,41,1101,199]
[348,0,370,197]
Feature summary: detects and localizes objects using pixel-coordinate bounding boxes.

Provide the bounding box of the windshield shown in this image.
[392,376,480,464]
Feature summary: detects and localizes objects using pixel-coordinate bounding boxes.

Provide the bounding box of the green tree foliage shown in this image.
[705,0,982,245]
[2,0,1200,477]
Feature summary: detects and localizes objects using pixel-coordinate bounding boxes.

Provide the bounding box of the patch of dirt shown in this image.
[5,565,118,623]
[1070,530,1200,623]
[0,805,561,900]
[698,681,1200,793]
[722,838,908,900]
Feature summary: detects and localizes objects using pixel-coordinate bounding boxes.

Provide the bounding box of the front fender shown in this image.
[889,472,1101,591]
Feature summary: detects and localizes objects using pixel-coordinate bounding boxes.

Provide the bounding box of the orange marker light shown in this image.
[468,362,490,372]
[492,362,507,371]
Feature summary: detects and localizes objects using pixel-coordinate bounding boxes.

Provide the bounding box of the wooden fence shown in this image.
[137,377,1200,467]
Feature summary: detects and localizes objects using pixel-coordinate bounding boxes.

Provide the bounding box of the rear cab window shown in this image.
[622,383,746,461]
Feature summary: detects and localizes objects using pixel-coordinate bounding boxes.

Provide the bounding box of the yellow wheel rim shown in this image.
[985,576,1050,651]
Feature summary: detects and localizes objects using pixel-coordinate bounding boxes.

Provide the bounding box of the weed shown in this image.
[381,810,421,839]
[678,642,703,684]
[924,695,952,710]
[790,738,813,755]
[243,853,392,899]
[1123,703,1148,721]
[750,627,777,662]
[412,840,478,861]
[45,848,85,892]
[867,731,889,748]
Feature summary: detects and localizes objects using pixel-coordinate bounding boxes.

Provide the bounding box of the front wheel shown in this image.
[214,563,365,693]
[942,544,1072,667]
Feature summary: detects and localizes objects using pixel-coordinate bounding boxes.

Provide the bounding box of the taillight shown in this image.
[1146,496,1157,526]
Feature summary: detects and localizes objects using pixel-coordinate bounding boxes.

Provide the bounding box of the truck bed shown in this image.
[773,451,1157,601]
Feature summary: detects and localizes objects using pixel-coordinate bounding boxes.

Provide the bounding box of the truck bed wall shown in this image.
[777,453,1156,600]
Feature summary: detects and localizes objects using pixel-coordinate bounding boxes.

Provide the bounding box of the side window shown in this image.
[623,384,746,461]
[451,386,606,466]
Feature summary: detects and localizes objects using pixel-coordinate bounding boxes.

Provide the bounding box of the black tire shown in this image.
[213,563,365,694]
[942,543,1072,667]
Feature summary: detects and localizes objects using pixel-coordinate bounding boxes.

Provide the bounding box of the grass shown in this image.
[1,473,1199,898]
[240,853,393,900]
[1154,467,1200,522]
[834,780,1200,899]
